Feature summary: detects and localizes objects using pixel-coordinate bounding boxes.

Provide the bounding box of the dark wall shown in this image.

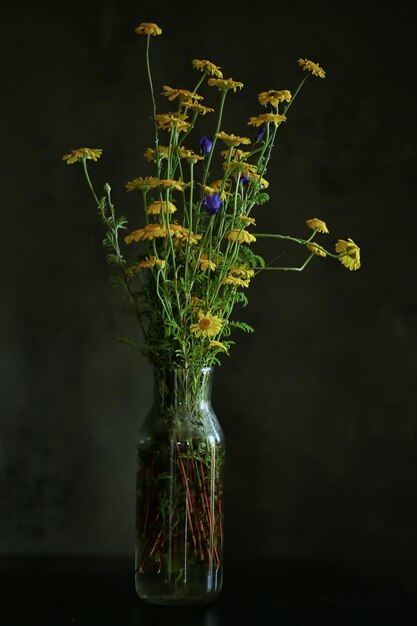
[2,0,417,588]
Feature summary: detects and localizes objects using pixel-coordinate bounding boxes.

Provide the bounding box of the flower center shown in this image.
[199,318,212,330]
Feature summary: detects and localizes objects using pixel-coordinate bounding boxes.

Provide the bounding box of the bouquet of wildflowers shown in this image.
[63,21,361,374]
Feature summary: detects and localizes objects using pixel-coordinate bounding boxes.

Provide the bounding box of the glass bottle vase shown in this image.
[135,365,225,605]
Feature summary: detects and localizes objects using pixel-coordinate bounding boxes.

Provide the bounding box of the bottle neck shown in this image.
[152,366,214,411]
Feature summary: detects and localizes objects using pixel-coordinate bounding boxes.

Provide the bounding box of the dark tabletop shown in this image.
[1,556,417,626]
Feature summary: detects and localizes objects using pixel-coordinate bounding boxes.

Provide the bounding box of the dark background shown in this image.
[2,0,417,608]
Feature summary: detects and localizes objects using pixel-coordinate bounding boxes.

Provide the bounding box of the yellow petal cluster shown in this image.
[248,113,287,128]
[190,310,223,337]
[125,177,159,191]
[258,90,292,107]
[144,146,170,162]
[146,200,177,214]
[216,131,251,147]
[306,218,329,234]
[335,239,361,271]
[198,253,216,272]
[226,229,257,244]
[125,224,168,244]
[134,23,162,36]
[162,86,203,102]
[126,256,166,274]
[191,59,223,78]
[297,58,326,78]
[306,243,327,257]
[207,77,244,92]
[155,113,191,132]
[62,148,102,164]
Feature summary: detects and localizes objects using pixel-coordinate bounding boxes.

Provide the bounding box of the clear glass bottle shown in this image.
[135,366,225,605]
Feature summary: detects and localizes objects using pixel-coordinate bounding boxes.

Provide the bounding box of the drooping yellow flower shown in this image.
[169,223,202,244]
[207,77,244,92]
[198,253,216,272]
[248,113,287,128]
[247,171,269,188]
[192,59,223,78]
[226,229,257,244]
[190,310,223,338]
[191,296,204,312]
[126,256,166,274]
[144,146,170,162]
[223,160,257,177]
[155,113,191,132]
[237,214,256,225]
[297,58,326,78]
[209,340,228,352]
[176,147,205,164]
[134,22,162,36]
[62,148,102,164]
[161,85,203,102]
[158,179,190,192]
[306,242,327,257]
[220,148,251,160]
[181,100,214,115]
[202,181,230,201]
[224,266,255,288]
[216,131,251,147]
[125,223,168,244]
[335,238,361,271]
[146,200,177,214]
[258,90,292,107]
[306,217,329,234]
[125,177,159,191]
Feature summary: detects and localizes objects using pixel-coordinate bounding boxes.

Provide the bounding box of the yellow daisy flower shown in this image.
[237,214,256,225]
[198,253,216,272]
[192,59,223,78]
[223,275,251,288]
[216,131,251,147]
[207,77,244,92]
[247,171,269,188]
[220,148,251,160]
[190,310,223,338]
[335,238,361,271]
[125,223,168,244]
[226,229,257,244]
[297,58,326,78]
[126,256,166,274]
[155,113,191,132]
[144,146,170,162]
[306,217,329,234]
[209,340,228,352]
[176,148,205,164]
[146,200,177,214]
[158,179,190,192]
[202,181,230,201]
[125,177,159,191]
[134,23,162,36]
[169,223,202,244]
[181,100,214,115]
[223,266,254,288]
[306,242,327,257]
[248,113,287,128]
[223,160,257,176]
[161,86,203,102]
[191,296,204,312]
[62,148,102,164]
[258,90,292,107]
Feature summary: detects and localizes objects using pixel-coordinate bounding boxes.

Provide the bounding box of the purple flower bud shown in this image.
[199,135,213,156]
[204,192,222,216]
[256,126,266,142]
[240,175,250,185]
